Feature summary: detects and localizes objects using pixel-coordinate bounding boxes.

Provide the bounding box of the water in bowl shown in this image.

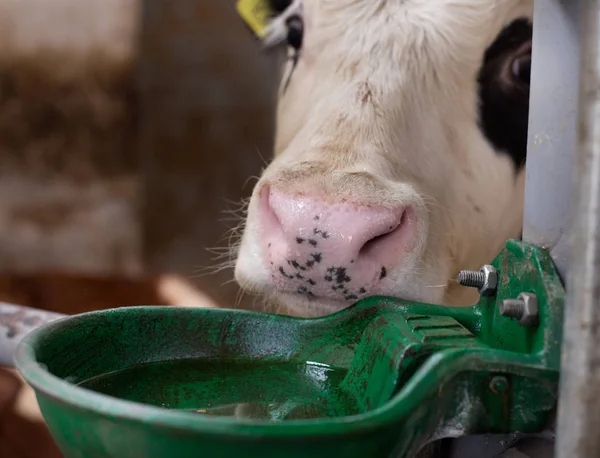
[77,358,355,420]
[185,401,332,420]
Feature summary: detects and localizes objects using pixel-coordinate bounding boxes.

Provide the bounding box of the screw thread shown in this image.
[499,299,525,318]
[456,270,485,288]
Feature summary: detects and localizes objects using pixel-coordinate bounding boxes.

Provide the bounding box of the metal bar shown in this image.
[0,302,64,368]
[555,0,600,455]
[522,0,581,282]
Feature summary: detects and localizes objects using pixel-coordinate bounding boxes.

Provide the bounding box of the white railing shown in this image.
[555,0,600,456]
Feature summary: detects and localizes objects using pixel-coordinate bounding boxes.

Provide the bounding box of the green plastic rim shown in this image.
[13,304,546,439]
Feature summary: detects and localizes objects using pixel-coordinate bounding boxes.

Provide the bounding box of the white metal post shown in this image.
[555,0,600,455]
[523,0,581,282]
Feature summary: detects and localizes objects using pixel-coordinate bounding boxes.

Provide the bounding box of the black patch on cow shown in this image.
[314,228,330,238]
[325,267,351,284]
[477,18,532,170]
[279,266,294,279]
[380,266,387,279]
[267,0,293,14]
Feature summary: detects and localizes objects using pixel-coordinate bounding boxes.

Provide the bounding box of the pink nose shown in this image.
[259,187,415,303]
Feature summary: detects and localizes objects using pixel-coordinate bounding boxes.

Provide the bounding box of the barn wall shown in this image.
[0,0,278,309]
[0,0,142,275]
[139,0,280,309]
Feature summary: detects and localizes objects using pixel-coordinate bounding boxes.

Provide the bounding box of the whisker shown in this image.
[243,175,260,190]
[235,287,249,309]
[254,145,270,167]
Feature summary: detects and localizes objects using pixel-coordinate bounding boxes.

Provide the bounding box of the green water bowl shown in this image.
[14,240,564,458]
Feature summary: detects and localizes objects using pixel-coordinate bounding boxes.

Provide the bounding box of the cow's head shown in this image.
[234,0,533,317]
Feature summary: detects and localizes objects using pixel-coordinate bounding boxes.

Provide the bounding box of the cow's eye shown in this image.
[285,14,303,51]
[510,43,531,85]
[263,0,303,92]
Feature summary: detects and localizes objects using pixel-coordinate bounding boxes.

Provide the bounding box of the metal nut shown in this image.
[499,292,539,327]
[456,264,498,297]
[479,265,498,297]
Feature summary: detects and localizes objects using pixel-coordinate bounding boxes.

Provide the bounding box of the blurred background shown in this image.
[0,1,280,455]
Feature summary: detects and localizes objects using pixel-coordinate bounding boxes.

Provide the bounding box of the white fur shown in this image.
[236,0,533,317]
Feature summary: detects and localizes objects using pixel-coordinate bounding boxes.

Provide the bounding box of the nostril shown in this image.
[358,209,409,260]
[359,227,396,258]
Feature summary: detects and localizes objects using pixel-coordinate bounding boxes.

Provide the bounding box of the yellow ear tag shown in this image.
[236,0,271,40]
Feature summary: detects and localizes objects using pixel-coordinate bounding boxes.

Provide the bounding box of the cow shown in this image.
[233,0,533,318]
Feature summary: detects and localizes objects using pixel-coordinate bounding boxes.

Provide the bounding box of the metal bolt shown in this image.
[456,265,498,297]
[489,376,509,394]
[499,292,539,327]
